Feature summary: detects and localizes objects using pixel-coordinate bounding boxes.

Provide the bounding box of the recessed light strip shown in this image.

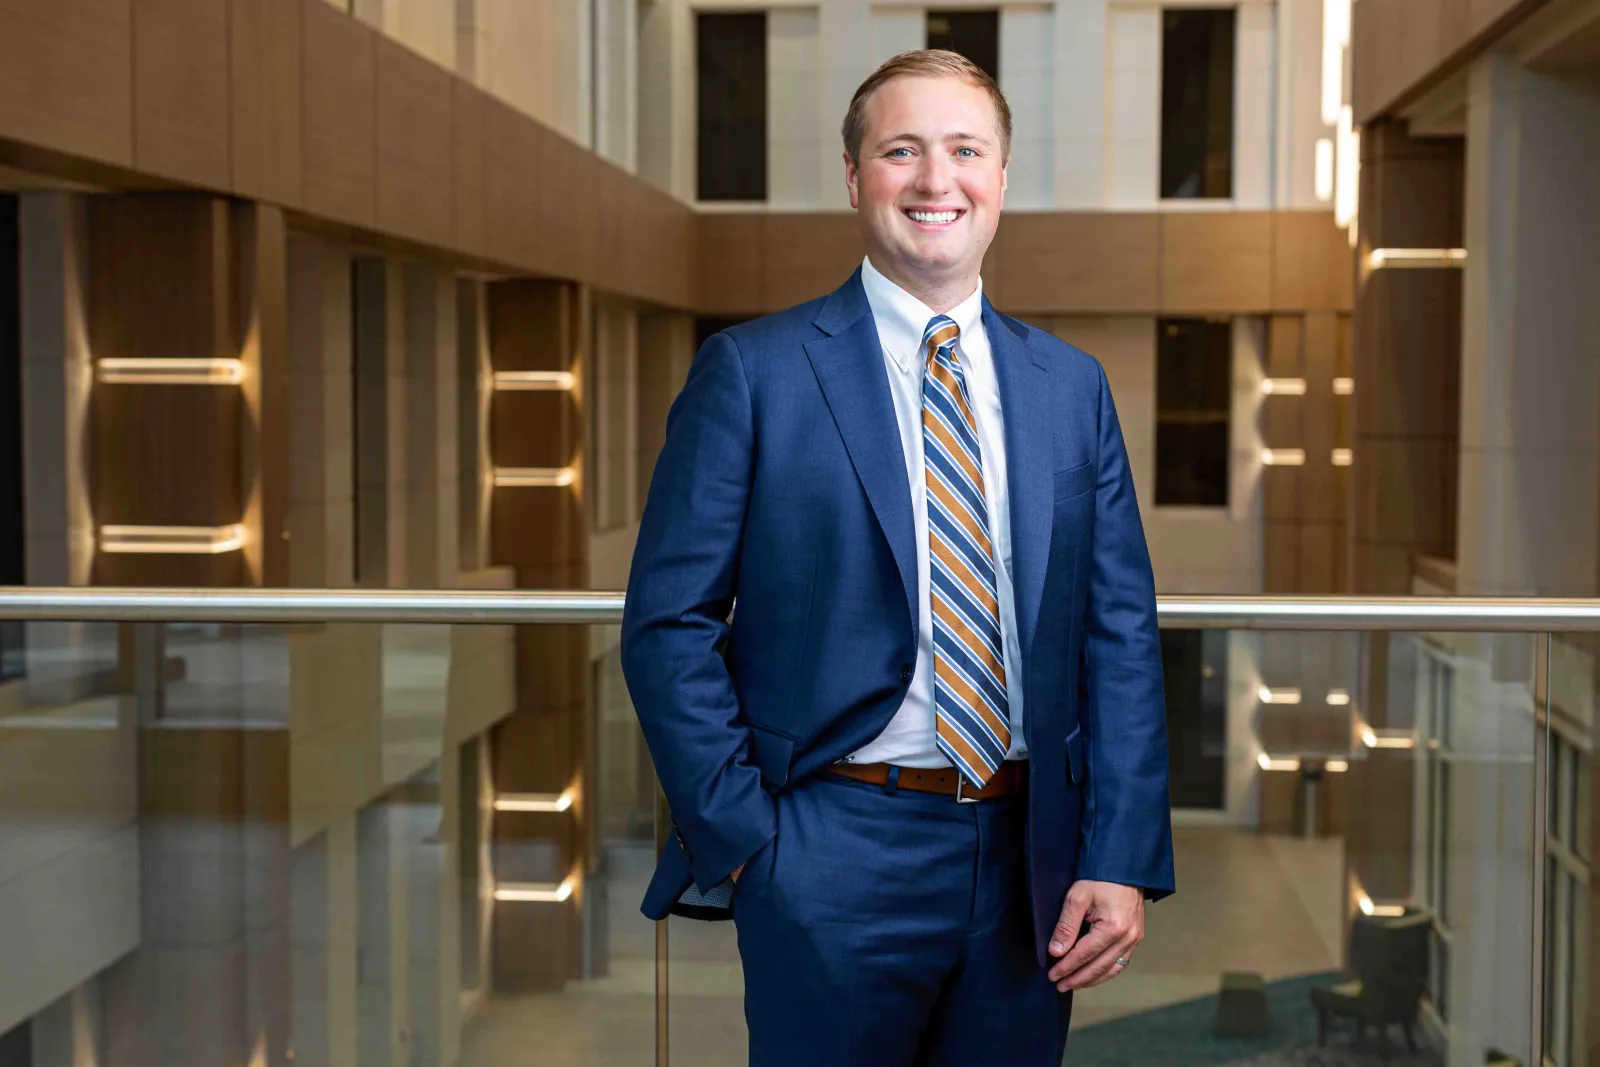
[97,358,245,385]
[1261,378,1308,396]
[1258,686,1303,705]
[494,879,575,903]
[1368,248,1467,270]
[1261,448,1307,466]
[1332,448,1353,466]
[492,467,576,488]
[494,791,574,813]
[492,371,576,392]
[100,524,247,555]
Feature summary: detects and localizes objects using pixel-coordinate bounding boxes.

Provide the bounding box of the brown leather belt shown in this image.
[825,760,1026,801]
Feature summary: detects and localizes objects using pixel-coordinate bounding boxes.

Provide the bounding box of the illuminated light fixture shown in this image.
[1356,889,1407,918]
[1326,758,1350,773]
[1314,138,1335,202]
[1326,688,1351,706]
[1257,752,1302,772]
[97,358,245,386]
[1261,448,1306,466]
[1332,448,1353,466]
[1359,722,1416,750]
[1321,0,1351,125]
[1334,106,1360,235]
[1258,686,1303,705]
[492,467,576,488]
[492,370,576,391]
[1368,248,1468,270]
[1333,377,1354,395]
[494,879,575,903]
[494,791,574,813]
[100,524,246,555]
[1261,378,1308,396]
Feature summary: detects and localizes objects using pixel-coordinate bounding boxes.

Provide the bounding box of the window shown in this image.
[926,10,1000,83]
[697,13,767,202]
[1160,629,1227,809]
[0,195,22,682]
[1543,724,1591,1066]
[1155,318,1231,506]
[1160,8,1235,199]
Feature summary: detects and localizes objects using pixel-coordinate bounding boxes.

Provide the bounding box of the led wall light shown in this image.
[1257,753,1302,772]
[1326,759,1350,773]
[97,358,245,385]
[1261,378,1308,396]
[492,370,576,391]
[100,524,246,555]
[492,467,576,488]
[1332,448,1353,466]
[1258,686,1303,705]
[1326,689,1351,706]
[494,879,575,903]
[1359,722,1416,749]
[1261,448,1306,466]
[1357,888,1407,918]
[1368,248,1468,270]
[1333,377,1354,395]
[494,791,575,813]
[1314,139,1335,203]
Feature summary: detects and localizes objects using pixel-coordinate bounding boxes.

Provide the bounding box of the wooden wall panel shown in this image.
[697,215,763,315]
[761,214,862,310]
[1161,212,1274,313]
[132,0,231,189]
[0,0,133,166]
[451,80,486,257]
[1272,212,1354,312]
[375,36,454,249]
[300,0,376,227]
[482,96,542,270]
[229,0,302,206]
[995,213,1161,313]
[538,130,599,286]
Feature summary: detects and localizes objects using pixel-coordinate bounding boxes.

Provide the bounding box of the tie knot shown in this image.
[923,315,960,360]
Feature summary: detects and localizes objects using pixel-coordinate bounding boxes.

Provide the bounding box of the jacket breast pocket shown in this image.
[1053,460,1095,502]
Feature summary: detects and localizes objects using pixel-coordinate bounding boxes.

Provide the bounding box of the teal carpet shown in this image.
[1064,972,1444,1067]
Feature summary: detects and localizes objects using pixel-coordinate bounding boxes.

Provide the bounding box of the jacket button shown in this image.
[899,664,914,683]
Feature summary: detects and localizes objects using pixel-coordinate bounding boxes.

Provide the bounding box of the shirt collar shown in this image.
[859,256,985,374]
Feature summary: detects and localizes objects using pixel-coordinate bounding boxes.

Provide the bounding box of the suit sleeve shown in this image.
[1077,360,1176,900]
[621,331,776,891]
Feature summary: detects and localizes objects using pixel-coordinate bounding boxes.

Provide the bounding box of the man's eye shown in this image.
[887,147,913,159]
[955,147,978,158]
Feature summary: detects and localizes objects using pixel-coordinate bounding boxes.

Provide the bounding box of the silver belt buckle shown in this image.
[955,776,979,804]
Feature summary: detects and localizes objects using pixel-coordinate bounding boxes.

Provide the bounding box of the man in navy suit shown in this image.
[623,49,1174,1065]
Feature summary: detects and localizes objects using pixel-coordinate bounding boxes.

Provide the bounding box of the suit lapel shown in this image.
[805,272,918,634]
[984,300,1052,660]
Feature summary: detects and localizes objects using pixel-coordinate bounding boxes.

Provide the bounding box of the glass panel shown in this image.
[0,619,662,1067]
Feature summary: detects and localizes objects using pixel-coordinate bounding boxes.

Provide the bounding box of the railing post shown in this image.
[1530,631,1551,1067]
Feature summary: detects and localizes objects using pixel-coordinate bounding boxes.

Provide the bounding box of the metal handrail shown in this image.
[2,587,1600,630]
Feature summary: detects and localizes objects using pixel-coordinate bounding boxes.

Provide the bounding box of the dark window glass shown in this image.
[0,195,23,682]
[697,13,767,202]
[1160,8,1235,199]
[1160,629,1227,809]
[926,10,1000,83]
[1155,318,1230,506]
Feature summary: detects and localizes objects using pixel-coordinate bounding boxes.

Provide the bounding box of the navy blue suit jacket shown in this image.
[622,270,1174,963]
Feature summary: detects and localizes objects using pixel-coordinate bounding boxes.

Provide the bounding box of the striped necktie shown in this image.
[922,314,1011,788]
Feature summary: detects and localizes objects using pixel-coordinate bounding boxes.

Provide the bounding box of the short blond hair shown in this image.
[841,50,1012,165]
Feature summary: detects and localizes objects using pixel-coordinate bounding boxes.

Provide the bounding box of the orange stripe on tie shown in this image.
[928,478,994,560]
[937,713,993,773]
[925,416,984,488]
[936,659,1012,747]
[933,596,1006,682]
[931,536,1000,620]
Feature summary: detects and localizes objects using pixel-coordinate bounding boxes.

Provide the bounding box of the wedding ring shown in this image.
[1114,956,1130,968]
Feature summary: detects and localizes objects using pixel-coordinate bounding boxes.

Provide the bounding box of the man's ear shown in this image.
[844,151,860,209]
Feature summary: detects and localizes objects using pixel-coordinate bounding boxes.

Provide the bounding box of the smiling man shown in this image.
[623,50,1174,1064]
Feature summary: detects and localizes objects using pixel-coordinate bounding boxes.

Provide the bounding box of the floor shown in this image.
[457,826,1347,1066]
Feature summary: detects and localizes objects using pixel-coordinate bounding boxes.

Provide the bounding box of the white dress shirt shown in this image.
[847,256,1029,768]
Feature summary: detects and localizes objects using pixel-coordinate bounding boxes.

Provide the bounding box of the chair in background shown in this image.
[1309,909,1433,1061]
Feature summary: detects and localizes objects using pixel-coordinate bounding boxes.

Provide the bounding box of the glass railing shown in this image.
[0,590,1591,1067]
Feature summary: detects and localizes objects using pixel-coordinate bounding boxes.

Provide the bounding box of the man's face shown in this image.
[845,74,1007,292]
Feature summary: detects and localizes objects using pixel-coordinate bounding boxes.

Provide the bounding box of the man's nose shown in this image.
[913,153,954,196]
